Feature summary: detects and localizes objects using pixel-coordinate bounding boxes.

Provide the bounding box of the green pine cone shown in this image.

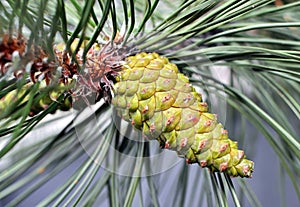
[112,52,254,178]
[0,81,72,117]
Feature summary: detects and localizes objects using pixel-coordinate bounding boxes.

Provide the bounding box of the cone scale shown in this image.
[112,52,254,178]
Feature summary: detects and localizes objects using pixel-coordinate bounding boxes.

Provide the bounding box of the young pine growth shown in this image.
[112,52,254,178]
[0,35,73,117]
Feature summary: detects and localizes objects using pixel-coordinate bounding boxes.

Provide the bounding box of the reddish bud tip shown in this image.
[200,160,207,167]
[198,139,207,150]
[221,129,228,135]
[142,105,149,113]
[219,162,228,171]
[141,88,147,94]
[165,141,170,149]
[180,138,188,147]
[164,79,171,84]
[238,151,245,159]
[188,114,199,123]
[204,120,213,127]
[219,143,229,152]
[150,123,155,132]
[162,94,171,102]
[166,115,175,125]
[201,102,208,107]
[183,94,193,103]
[243,165,250,175]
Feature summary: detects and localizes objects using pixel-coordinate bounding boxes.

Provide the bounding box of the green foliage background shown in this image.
[0,0,299,206]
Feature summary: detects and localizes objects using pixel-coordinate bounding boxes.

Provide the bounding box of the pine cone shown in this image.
[0,35,74,117]
[112,52,254,178]
[0,80,72,117]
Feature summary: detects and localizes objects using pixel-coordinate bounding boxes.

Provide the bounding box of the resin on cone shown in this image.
[112,52,254,178]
